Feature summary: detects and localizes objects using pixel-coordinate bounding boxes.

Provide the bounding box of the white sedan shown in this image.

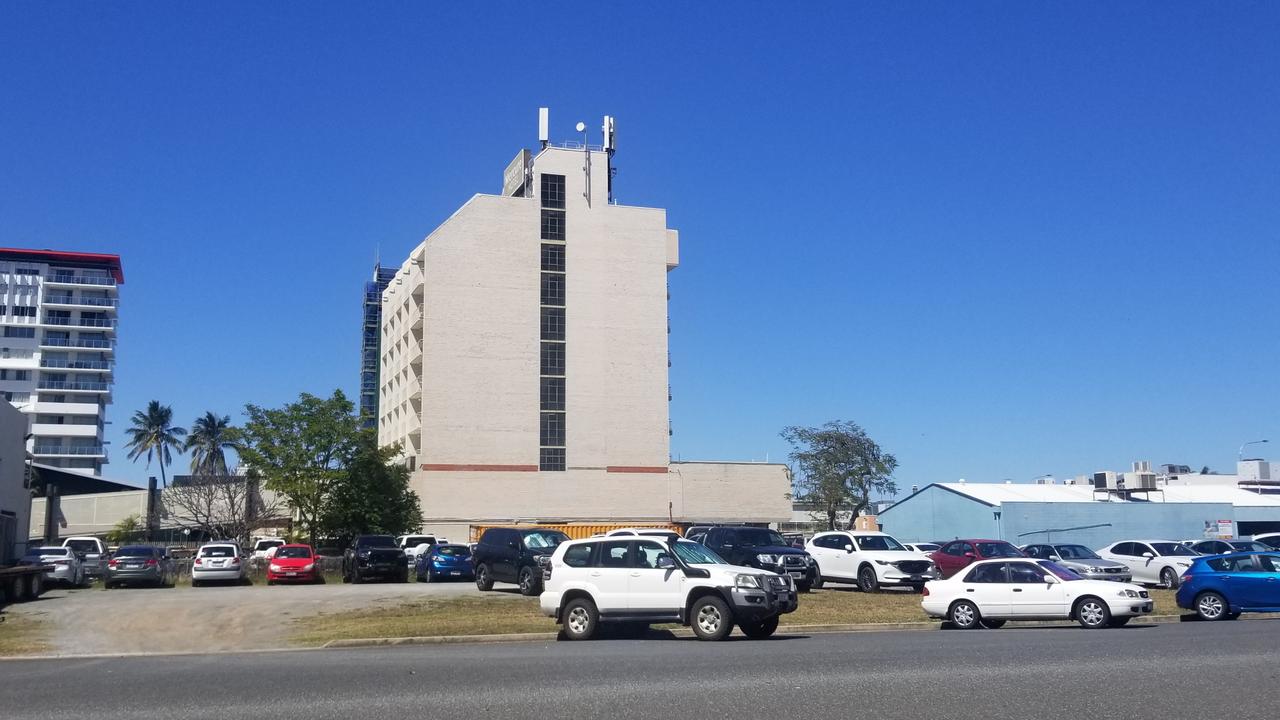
[921,558,1153,629]
[1095,540,1199,588]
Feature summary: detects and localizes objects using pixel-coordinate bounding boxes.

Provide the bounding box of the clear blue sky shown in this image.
[1,3,1276,493]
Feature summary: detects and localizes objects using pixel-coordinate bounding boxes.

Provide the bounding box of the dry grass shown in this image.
[292,595,548,646]
[290,585,1183,645]
[0,613,51,656]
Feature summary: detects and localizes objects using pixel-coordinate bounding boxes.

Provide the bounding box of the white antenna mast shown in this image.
[576,121,591,207]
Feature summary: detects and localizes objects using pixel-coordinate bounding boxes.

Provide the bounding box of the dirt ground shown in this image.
[3,577,521,656]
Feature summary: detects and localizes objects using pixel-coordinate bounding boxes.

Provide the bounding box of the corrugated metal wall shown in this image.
[876,486,998,543]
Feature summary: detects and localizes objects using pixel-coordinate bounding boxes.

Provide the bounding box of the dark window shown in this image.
[540,412,565,446]
[1007,562,1048,583]
[541,244,565,272]
[540,342,564,376]
[540,377,565,411]
[3,327,33,338]
[539,447,565,471]
[975,542,1021,558]
[1207,555,1256,573]
[541,210,565,241]
[941,542,964,557]
[964,563,1007,583]
[1111,542,1135,556]
[540,174,565,209]
[14,268,39,276]
[1258,554,1280,573]
[634,541,668,569]
[958,542,975,556]
[541,307,565,341]
[563,543,593,567]
[597,541,632,568]
[541,273,565,306]
[11,306,35,317]
[1023,545,1046,559]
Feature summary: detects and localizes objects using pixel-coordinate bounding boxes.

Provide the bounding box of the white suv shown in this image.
[806,531,939,592]
[540,537,798,641]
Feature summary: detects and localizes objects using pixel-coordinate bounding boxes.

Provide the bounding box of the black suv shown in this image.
[473,527,570,596]
[699,526,818,592]
[342,535,408,583]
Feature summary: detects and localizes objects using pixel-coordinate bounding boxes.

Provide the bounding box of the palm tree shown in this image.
[124,401,187,488]
[184,411,242,476]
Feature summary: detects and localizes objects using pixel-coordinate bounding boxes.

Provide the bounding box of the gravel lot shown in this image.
[6,578,520,656]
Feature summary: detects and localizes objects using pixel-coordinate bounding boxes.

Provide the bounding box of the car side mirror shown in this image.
[845,545,855,554]
[656,555,676,569]
[507,541,519,550]
[1049,555,1061,562]
[964,552,976,559]
[1142,552,1154,559]
[1045,575,1060,585]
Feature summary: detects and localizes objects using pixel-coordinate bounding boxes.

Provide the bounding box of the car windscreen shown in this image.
[1151,543,1198,556]
[434,545,470,557]
[115,546,155,557]
[200,546,237,557]
[734,529,788,548]
[356,536,396,547]
[30,547,69,557]
[402,537,433,546]
[855,535,907,552]
[672,541,727,566]
[1054,545,1100,560]
[64,540,98,554]
[275,546,312,559]
[255,541,284,551]
[1037,560,1084,581]
[976,542,1022,558]
[1229,541,1269,552]
[521,531,569,549]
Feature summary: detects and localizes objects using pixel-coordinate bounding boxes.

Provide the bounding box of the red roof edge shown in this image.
[0,248,124,283]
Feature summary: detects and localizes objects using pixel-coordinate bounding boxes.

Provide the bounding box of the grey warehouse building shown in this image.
[878,481,1280,550]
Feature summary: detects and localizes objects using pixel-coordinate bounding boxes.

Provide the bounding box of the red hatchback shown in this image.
[266,544,321,585]
[929,539,1025,578]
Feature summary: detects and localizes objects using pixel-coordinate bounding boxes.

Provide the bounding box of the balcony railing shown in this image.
[46,275,116,287]
[43,295,118,308]
[32,445,106,456]
[40,359,112,370]
[40,338,114,349]
[43,317,116,328]
[37,381,110,392]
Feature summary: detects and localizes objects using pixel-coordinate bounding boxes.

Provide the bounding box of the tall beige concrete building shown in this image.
[379,111,788,538]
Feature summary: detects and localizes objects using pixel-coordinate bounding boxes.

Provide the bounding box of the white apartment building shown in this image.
[380,111,789,538]
[0,248,121,475]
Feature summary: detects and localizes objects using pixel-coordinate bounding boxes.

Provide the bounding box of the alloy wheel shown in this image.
[1079,600,1106,627]
[950,601,977,629]
[1197,593,1225,620]
[566,606,590,635]
[697,604,723,635]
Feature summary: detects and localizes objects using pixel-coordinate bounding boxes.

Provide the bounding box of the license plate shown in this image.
[125,564,141,569]
[287,572,297,577]
[450,571,461,576]
[788,572,803,579]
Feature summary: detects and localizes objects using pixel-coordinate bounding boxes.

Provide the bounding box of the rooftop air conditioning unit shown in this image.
[1094,471,1119,490]
[1135,472,1157,490]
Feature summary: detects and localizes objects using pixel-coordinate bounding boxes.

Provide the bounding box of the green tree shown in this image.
[238,391,359,544]
[124,400,187,488]
[184,411,243,476]
[781,420,898,531]
[106,513,143,544]
[318,429,423,546]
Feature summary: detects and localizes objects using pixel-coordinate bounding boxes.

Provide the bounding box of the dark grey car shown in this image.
[104,545,177,588]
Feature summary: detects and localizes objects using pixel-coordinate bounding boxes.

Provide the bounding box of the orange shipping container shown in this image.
[469,522,685,543]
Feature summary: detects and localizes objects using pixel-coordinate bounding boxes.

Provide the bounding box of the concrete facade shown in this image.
[379,115,790,531]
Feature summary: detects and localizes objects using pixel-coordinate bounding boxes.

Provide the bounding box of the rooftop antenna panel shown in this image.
[538,107,549,146]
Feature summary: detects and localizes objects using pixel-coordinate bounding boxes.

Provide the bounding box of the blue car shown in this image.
[1175,551,1280,620]
[415,544,475,583]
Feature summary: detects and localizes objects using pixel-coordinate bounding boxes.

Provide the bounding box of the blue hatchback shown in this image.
[415,544,475,583]
[1176,551,1280,620]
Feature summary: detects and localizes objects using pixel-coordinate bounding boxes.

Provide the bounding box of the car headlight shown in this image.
[1177,561,1191,567]
[303,563,315,572]
[755,553,778,565]
[875,560,891,566]
[1118,589,1139,598]
[1088,567,1104,574]
[269,564,282,572]
[735,573,764,589]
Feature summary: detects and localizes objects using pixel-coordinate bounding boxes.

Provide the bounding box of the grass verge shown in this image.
[291,585,1182,645]
[0,613,51,656]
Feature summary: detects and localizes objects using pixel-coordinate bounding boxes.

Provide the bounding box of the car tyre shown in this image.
[562,597,599,641]
[419,568,431,583]
[739,615,780,639]
[475,563,494,591]
[948,600,981,630]
[1108,616,1132,627]
[192,579,202,588]
[809,572,824,590]
[1195,591,1228,621]
[1160,567,1180,589]
[690,595,735,641]
[858,566,880,593]
[1075,596,1111,629]
[398,570,409,583]
[518,566,540,596]
[979,619,1006,629]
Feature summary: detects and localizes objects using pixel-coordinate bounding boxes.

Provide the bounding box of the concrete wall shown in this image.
[31,489,149,539]
[0,400,29,561]
[409,461,790,526]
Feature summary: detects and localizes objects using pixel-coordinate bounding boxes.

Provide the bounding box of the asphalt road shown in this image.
[3,619,1278,720]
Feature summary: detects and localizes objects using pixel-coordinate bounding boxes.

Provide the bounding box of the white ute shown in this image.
[540,536,798,640]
